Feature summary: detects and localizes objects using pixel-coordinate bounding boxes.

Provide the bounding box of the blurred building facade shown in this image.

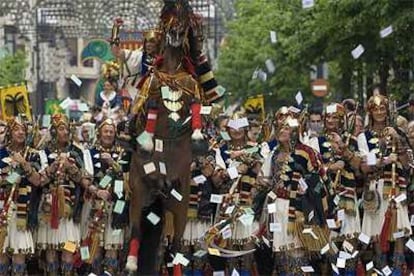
[0,0,235,115]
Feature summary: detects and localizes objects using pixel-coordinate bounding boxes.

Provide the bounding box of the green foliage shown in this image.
[216,0,414,108]
[0,50,27,87]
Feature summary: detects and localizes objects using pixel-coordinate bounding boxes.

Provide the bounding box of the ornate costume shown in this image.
[81,119,130,274]
[308,103,361,238]
[0,117,41,274]
[357,95,411,271]
[0,145,39,254]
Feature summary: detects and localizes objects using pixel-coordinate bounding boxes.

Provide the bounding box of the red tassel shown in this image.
[173,264,182,276]
[356,260,365,276]
[191,102,202,130]
[183,56,196,77]
[251,262,259,276]
[128,238,140,258]
[255,223,267,238]
[380,209,392,253]
[145,109,158,133]
[160,265,169,276]
[203,263,213,276]
[51,191,59,229]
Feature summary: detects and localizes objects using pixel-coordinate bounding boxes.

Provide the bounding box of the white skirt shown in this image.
[362,179,412,237]
[36,218,80,249]
[183,220,210,242]
[3,206,34,254]
[80,199,124,250]
[396,204,412,236]
[272,198,301,252]
[103,210,124,250]
[232,220,258,241]
[340,199,361,237]
[80,200,93,240]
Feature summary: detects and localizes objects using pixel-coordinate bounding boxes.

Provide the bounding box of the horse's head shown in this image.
[165,25,186,48]
[159,0,202,54]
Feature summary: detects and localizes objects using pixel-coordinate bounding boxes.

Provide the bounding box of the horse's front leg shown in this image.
[168,175,191,275]
[125,156,145,273]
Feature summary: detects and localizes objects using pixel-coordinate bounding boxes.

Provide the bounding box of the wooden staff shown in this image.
[82,148,124,263]
[332,103,359,189]
[380,99,398,252]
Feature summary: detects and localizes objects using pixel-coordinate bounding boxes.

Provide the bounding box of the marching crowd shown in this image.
[0,0,413,275]
[0,92,413,276]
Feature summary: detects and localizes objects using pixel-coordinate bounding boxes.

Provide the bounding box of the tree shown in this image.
[216,0,414,109]
[0,50,27,87]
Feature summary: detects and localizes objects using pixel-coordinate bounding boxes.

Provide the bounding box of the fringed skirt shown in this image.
[3,206,34,254]
[36,218,80,250]
[80,200,124,250]
[232,220,259,242]
[340,198,361,237]
[272,198,301,252]
[183,219,210,243]
[362,187,412,238]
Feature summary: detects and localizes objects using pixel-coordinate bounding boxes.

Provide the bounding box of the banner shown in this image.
[243,94,265,121]
[45,99,64,115]
[0,84,32,121]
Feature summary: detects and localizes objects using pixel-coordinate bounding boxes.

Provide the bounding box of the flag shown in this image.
[243,94,265,121]
[0,83,32,120]
[45,99,64,115]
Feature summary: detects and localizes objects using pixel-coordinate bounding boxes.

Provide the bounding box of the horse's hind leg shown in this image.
[138,196,164,275]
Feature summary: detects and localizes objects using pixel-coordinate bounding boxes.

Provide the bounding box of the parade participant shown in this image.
[80,118,129,275]
[358,95,411,271]
[217,111,262,273]
[261,115,331,274]
[0,117,41,275]
[308,103,361,241]
[407,121,414,271]
[246,119,262,146]
[342,98,357,114]
[306,107,323,139]
[0,122,6,149]
[108,19,162,102]
[273,106,290,129]
[108,19,143,101]
[408,121,414,148]
[140,29,162,77]
[36,114,84,275]
[181,155,216,275]
[79,122,95,150]
[95,80,122,113]
[397,115,409,134]
[353,114,364,137]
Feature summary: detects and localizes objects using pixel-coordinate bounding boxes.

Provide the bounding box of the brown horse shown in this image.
[125,3,205,273]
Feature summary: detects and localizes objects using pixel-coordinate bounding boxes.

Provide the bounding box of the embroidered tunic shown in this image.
[81,144,130,249]
[358,129,412,238]
[268,143,330,252]
[36,145,83,249]
[0,147,40,254]
[309,134,361,236]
